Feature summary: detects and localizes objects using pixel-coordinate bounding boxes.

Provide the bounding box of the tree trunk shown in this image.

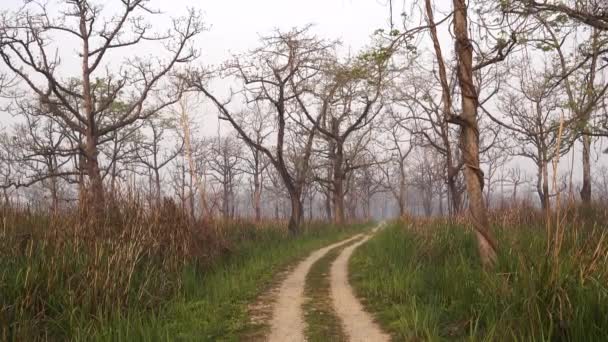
[542,161,550,210]
[188,171,195,220]
[154,168,161,207]
[84,134,104,214]
[398,168,407,217]
[49,156,59,212]
[324,190,332,220]
[308,193,314,221]
[332,143,345,225]
[537,164,546,210]
[439,188,444,216]
[447,166,461,215]
[581,134,592,204]
[223,180,230,219]
[274,201,280,220]
[287,190,303,235]
[253,173,262,221]
[453,0,497,267]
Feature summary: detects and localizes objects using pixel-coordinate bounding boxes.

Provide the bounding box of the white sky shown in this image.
[1,0,606,201]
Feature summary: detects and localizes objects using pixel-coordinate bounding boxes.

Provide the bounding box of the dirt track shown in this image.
[266,233,363,342]
[330,231,390,342]
[265,223,387,342]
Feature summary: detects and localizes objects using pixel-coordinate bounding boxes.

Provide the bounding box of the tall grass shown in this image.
[0,201,367,341]
[350,206,608,341]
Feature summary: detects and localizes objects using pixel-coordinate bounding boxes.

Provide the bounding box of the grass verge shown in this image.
[76,223,369,341]
[0,204,371,341]
[350,218,608,341]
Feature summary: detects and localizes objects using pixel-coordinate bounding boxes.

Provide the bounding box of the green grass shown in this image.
[303,237,362,342]
[74,223,368,341]
[350,220,608,341]
[0,204,371,341]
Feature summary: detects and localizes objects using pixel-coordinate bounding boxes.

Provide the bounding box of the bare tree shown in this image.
[0,112,75,210]
[189,27,334,233]
[352,156,384,220]
[132,116,183,206]
[491,62,565,210]
[239,106,272,221]
[377,118,413,217]
[534,20,608,204]
[482,143,509,209]
[298,51,388,224]
[410,146,444,216]
[399,71,465,215]
[206,135,243,219]
[0,0,203,213]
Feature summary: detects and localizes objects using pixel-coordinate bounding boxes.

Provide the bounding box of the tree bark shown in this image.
[154,168,161,207]
[332,145,345,224]
[324,189,332,220]
[453,0,498,267]
[84,133,104,213]
[288,189,303,235]
[80,11,104,215]
[581,134,592,204]
[447,164,462,214]
[253,173,262,221]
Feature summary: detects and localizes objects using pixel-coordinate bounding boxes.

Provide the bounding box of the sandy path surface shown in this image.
[330,226,390,342]
[266,233,363,342]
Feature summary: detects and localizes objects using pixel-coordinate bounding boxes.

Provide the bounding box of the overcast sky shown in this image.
[1,0,606,198]
[1,0,398,128]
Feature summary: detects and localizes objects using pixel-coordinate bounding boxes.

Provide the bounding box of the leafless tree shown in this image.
[298,51,388,224]
[410,146,444,216]
[0,112,75,210]
[352,158,384,220]
[482,143,509,209]
[132,116,183,206]
[377,117,413,217]
[239,105,272,221]
[189,26,334,233]
[206,135,243,219]
[534,20,608,204]
[0,0,203,213]
[399,71,465,215]
[490,61,566,210]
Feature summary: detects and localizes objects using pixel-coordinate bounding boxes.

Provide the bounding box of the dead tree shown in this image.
[0,1,203,213]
